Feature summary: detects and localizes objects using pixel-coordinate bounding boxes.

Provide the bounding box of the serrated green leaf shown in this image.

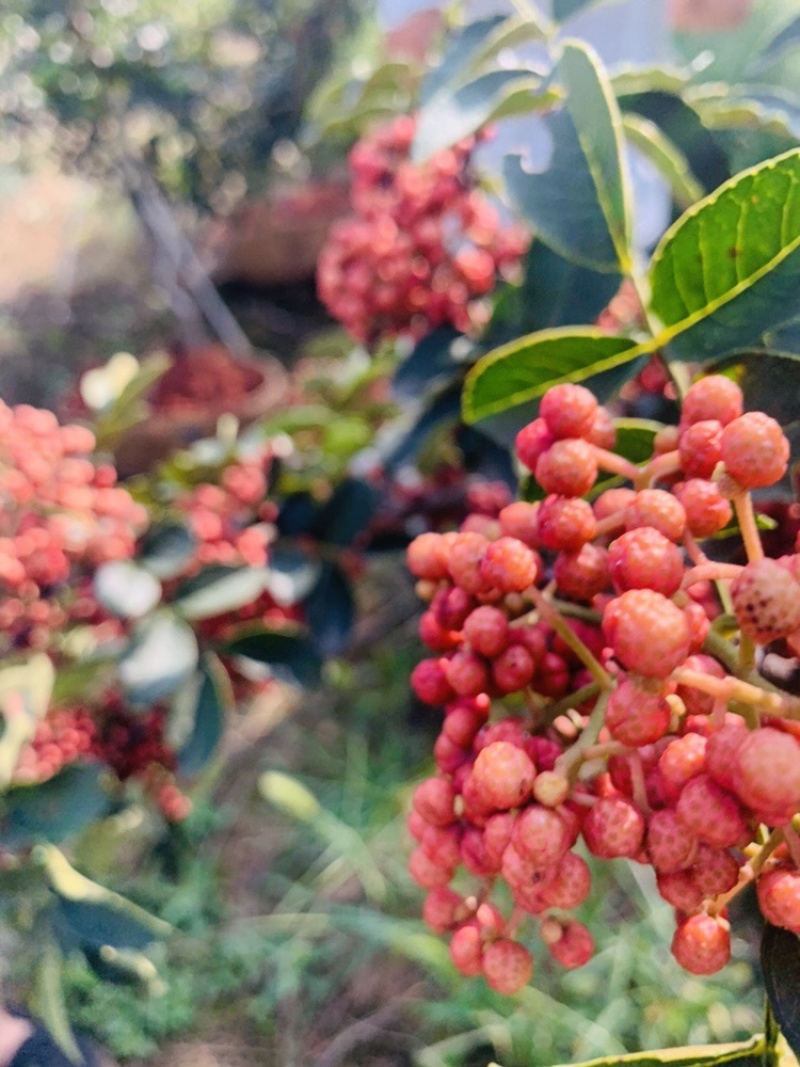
[463,328,651,424]
[172,565,270,621]
[622,112,704,209]
[649,148,800,361]
[504,40,632,272]
[414,70,558,161]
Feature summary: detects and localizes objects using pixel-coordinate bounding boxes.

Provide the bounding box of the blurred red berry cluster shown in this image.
[317,115,528,344]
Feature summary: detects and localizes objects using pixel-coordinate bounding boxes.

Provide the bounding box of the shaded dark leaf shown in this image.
[224,629,323,688]
[138,521,196,580]
[303,562,355,657]
[315,479,379,547]
[762,922,800,1059]
[393,328,469,400]
[54,896,157,952]
[276,492,322,538]
[0,765,111,847]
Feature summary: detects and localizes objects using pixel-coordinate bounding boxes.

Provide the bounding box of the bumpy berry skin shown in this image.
[463,606,509,657]
[545,920,595,969]
[554,543,609,602]
[423,887,464,934]
[540,383,598,440]
[625,490,686,542]
[535,439,598,498]
[512,805,570,869]
[690,845,739,897]
[646,808,698,874]
[673,480,732,539]
[605,680,672,746]
[608,527,684,597]
[757,865,800,933]
[516,419,554,473]
[470,741,536,811]
[681,375,743,428]
[480,537,539,593]
[412,777,457,826]
[603,590,691,678]
[734,727,800,816]
[407,533,450,579]
[411,659,454,705]
[447,532,489,594]
[537,496,596,552]
[481,939,534,994]
[540,851,591,909]
[720,412,789,489]
[582,796,645,858]
[671,914,731,975]
[675,774,747,849]
[498,501,540,546]
[731,558,800,644]
[449,923,484,976]
[678,420,723,480]
[492,644,536,694]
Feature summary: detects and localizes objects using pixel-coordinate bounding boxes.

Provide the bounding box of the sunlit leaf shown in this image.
[649,148,800,360]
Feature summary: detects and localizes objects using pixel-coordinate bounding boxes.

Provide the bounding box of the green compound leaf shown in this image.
[621,112,704,210]
[649,148,800,361]
[762,923,800,1060]
[414,70,559,161]
[489,1034,767,1067]
[462,328,651,425]
[504,39,633,273]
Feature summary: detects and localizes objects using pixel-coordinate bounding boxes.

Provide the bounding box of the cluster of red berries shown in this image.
[175,460,271,571]
[317,115,527,344]
[0,401,148,656]
[12,707,97,785]
[407,374,800,992]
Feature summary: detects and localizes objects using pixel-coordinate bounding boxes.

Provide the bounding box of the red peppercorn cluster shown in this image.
[0,401,148,656]
[317,115,527,344]
[177,462,271,571]
[12,707,97,785]
[406,375,800,991]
